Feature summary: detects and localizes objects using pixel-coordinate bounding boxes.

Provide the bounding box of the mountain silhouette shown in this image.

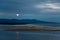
[0,19,59,25]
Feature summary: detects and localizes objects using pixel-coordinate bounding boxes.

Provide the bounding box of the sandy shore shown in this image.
[1,24,60,31]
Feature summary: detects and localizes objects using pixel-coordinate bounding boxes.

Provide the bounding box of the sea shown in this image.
[0,25,60,40]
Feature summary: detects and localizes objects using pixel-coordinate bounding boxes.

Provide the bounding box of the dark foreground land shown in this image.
[4,24,60,31]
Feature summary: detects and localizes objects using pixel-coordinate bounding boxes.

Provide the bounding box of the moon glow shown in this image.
[16,14,20,16]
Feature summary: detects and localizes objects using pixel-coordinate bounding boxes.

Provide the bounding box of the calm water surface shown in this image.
[0,25,60,40]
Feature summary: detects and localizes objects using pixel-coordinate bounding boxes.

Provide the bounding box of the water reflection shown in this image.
[0,25,60,40]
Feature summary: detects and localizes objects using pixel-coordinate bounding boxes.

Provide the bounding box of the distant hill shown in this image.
[0,19,59,25]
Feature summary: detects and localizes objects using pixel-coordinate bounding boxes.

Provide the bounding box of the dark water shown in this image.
[0,25,60,40]
[37,23,60,27]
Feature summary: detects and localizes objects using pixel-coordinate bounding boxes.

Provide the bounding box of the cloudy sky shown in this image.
[0,0,60,22]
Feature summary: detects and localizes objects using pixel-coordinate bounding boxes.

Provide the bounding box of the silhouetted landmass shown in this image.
[0,19,59,25]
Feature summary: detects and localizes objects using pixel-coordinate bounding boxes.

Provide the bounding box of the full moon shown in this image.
[16,14,20,16]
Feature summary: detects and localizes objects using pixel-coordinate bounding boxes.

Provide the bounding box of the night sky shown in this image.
[0,0,60,22]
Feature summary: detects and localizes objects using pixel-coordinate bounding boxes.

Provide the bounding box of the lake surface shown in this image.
[0,25,60,40]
